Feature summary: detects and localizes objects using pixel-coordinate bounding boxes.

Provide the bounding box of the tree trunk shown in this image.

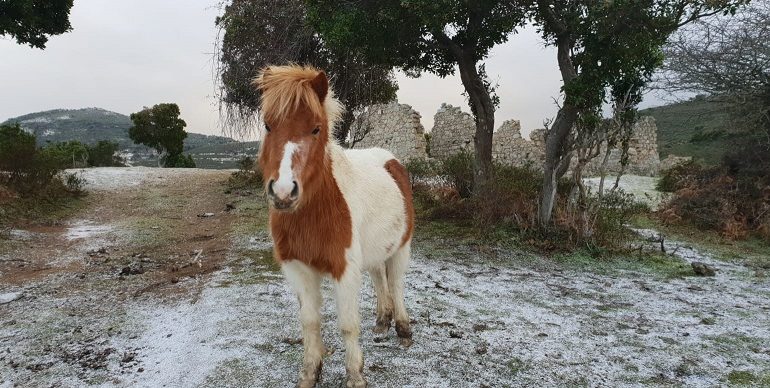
[456,57,496,194]
[539,105,578,226]
[539,37,580,227]
[434,32,496,194]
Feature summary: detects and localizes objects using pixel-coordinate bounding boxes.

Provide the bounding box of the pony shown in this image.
[254,65,414,388]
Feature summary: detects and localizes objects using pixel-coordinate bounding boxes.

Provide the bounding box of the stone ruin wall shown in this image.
[351,103,428,162]
[352,103,660,176]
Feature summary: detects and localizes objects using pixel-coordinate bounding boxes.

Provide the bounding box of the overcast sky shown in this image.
[0,1,666,140]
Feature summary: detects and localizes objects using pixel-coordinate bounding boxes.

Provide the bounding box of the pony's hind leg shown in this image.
[334,267,367,388]
[387,243,413,347]
[369,264,393,334]
[281,261,324,388]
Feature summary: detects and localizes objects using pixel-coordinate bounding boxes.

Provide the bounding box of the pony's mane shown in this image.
[254,65,342,129]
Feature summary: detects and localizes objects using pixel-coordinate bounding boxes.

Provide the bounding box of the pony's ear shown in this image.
[310,71,328,102]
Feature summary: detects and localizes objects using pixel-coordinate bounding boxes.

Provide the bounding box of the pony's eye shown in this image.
[265,125,271,133]
[312,127,320,135]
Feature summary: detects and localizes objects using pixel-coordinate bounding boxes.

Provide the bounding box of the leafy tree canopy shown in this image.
[307,0,522,77]
[129,103,188,167]
[0,0,74,49]
[307,0,525,192]
[215,0,398,141]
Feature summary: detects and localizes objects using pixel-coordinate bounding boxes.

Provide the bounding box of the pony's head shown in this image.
[254,65,342,211]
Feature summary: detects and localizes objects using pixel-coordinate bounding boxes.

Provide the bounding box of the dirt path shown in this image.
[1,168,769,387]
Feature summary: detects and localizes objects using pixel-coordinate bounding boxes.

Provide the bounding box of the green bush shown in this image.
[0,123,86,201]
[404,158,440,186]
[41,141,89,169]
[0,123,36,176]
[589,189,648,247]
[226,156,263,192]
[656,160,706,192]
[441,151,475,198]
[87,141,124,167]
[164,153,196,168]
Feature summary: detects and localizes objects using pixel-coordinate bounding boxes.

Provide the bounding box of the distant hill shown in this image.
[2,108,259,168]
[640,97,748,165]
[2,107,235,149]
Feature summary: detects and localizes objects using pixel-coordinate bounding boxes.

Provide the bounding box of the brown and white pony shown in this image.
[254,65,414,388]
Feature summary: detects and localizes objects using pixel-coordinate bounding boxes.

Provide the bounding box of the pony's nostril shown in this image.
[290,181,299,199]
[267,179,276,197]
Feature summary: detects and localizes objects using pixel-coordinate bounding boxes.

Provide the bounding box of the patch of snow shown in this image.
[56,115,71,120]
[0,292,22,304]
[66,167,227,191]
[584,175,664,209]
[65,220,113,241]
[8,229,34,241]
[20,117,51,124]
[42,129,56,136]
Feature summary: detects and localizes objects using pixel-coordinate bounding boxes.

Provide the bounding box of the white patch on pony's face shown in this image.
[273,141,298,200]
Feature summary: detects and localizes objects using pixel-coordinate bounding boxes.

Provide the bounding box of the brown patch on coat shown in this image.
[384,159,415,247]
[269,158,352,280]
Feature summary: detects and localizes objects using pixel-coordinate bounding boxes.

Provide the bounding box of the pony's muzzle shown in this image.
[267,179,299,210]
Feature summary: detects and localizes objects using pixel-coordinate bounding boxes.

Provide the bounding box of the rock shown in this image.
[475,344,488,355]
[225,203,235,211]
[197,212,215,218]
[0,292,22,304]
[472,323,489,332]
[119,264,144,276]
[449,330,463,338]
[691,262,716,276]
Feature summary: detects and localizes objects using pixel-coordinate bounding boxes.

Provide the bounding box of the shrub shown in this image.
[441,151,475,198]
[659,143,770,240]
[87,141,124,167]
[164,153,196,168]
[656,160,707,192]
[226,156,263,192]
[0,123,87,199]
[409,153,645,250]
[0,123,36,176]
[404,158,440,187]
[41,141,89,169]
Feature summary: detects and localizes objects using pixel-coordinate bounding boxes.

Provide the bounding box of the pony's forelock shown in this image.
[254,65,343,136]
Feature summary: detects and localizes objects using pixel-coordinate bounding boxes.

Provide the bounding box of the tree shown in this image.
[0,0,74,49]
[0,123,37,178]
[128,104,189,168]
[214,0,398,142]
[306,0,524,193]
[660,0,770,147]
[529,0,747,226]
[42,140,89,168]
[87,141,124,167]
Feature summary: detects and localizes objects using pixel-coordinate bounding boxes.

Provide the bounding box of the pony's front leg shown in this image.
[282,261,324,388]
[334,265,366,388]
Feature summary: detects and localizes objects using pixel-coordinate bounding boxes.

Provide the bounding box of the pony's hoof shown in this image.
[296,361,322,388]
[345,375,367,388]
[372,320,391,334]
[399,337,413,348]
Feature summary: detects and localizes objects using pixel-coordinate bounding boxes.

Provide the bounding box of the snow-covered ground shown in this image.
[66,167,235,191]
[1,168,768,387]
